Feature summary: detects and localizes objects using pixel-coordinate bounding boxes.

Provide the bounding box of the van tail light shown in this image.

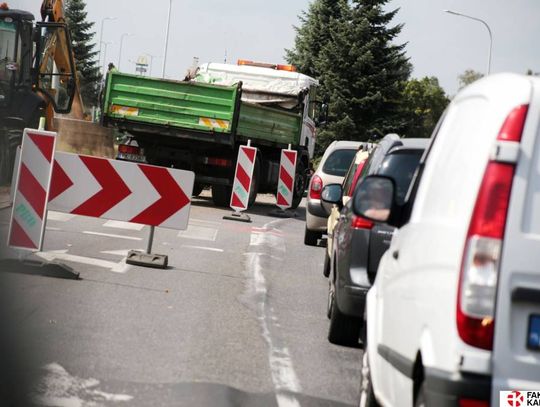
[309,175,323,200]
[458,399,489,407]
[457,104,528,351]
[352,215,374,230]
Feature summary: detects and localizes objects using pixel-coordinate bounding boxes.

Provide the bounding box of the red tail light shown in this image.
[206,157,233,167]
[118,144,141,155]
[457,104,529,350]
[458,399,489,407]
[352,215,374,230]
[309,175,323,200]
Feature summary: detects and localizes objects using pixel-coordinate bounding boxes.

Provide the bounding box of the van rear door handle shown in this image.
[392,250,399,260]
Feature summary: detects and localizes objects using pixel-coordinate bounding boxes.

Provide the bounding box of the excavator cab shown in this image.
[34,21,76,113]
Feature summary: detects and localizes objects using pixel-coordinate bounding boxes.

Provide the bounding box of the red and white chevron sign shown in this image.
[276,149,297,210]
[230,145,257,212]
[48,152,195,230]
[8,129,56,251]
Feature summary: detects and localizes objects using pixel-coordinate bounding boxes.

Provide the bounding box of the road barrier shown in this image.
[276,147,297,210]
[8,129,56,251]
[224,141,257,223]
[8,128,195,268]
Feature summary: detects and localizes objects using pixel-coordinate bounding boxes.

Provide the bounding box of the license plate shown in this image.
[527,314,540,351]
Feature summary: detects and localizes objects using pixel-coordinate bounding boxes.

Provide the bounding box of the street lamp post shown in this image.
[98,17,116,74]
[101,41,112,74]
[118,33,133,71]
[162,0,172,78]
[444,9,493,75]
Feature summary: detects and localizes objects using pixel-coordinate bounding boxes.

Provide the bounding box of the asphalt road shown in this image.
[0,191,361,407]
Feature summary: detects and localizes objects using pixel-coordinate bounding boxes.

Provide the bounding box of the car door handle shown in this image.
[392,250,399,260]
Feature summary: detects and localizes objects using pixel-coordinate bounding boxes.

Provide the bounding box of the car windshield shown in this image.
[378,150,424,204]
[322,148,357,177]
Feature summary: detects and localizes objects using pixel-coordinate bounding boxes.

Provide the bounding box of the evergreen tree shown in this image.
[65,0,100,109]
[287,0,412,155]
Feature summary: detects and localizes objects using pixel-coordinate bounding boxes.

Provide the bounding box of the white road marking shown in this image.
[46,226,62,231]
[103,220,145,231]
[35,251,129,273]
[181,245,224,253]
[177,225,218,241]
[190,218,221,226]
[83,231,142,241]
[246,221,301,407]
[47,211,75,222]
[32,362,133,406]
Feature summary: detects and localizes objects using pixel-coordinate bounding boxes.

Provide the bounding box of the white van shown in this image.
[354,73,540,406]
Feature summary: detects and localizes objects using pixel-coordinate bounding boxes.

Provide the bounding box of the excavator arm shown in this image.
[38,0,85,123]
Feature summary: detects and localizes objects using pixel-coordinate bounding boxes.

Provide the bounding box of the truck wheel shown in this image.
[247,157,260,208]
[291,161,306,209]
[328,293,362,347]
[212,185,232,207]
[192,183,205,197]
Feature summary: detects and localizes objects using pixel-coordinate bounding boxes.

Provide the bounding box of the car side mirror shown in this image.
[352,176,395,223]
[321,183,343,215]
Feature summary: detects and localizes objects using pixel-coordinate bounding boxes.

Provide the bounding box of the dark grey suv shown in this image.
[321,136,429,346]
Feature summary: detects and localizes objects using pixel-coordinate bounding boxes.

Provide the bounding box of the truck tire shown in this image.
[328,293,362,347]
[291,161,306,209]
[247,157,260,208]
[192,183,205,197]
[212,185,232,207]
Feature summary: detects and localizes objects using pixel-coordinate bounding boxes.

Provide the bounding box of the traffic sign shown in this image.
[276,149,297,210]
[48,152,195,230]
[230,145,257,212]
[8,129,56,251]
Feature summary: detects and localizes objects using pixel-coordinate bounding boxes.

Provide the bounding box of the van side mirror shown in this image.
[352,176,395,223]
[321,183,343,215]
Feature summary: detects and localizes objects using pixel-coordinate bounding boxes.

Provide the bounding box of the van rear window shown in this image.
[378,150,423,204]
[322,149,357,177]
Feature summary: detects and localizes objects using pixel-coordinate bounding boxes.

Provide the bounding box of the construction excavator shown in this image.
[0,0,111,185]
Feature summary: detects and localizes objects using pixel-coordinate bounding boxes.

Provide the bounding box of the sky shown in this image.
[13,0,540,95]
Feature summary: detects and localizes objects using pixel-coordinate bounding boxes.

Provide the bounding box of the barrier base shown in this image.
[223,212,251,223]
[126,250,168,269]
[0,259,80,280]
[269,208,297,218]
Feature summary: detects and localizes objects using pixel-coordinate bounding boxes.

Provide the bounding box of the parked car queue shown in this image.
[306,73,540,407]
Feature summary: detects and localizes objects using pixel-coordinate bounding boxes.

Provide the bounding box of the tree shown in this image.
[286,0,349,80]
[458,69,483,89]
[402,77,449,138]
[287,0,412,156]
[65,0,100,110]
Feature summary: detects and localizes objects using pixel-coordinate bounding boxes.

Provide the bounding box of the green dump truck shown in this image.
[101,61,322,208]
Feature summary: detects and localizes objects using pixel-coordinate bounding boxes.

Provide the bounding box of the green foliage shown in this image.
[65,0,100,109]
[458,69,483,89]
[287,0,412,156]
[402,77,449,138]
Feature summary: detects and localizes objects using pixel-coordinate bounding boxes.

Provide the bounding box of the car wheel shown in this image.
[328,293,362,347]
[358,349,379,407]
[304,227,320,246]
[323,251,331,278]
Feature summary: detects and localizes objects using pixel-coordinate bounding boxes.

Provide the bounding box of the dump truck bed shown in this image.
[102,71,302,148]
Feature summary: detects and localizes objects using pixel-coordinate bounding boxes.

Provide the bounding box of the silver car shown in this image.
[304,140,361,246]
